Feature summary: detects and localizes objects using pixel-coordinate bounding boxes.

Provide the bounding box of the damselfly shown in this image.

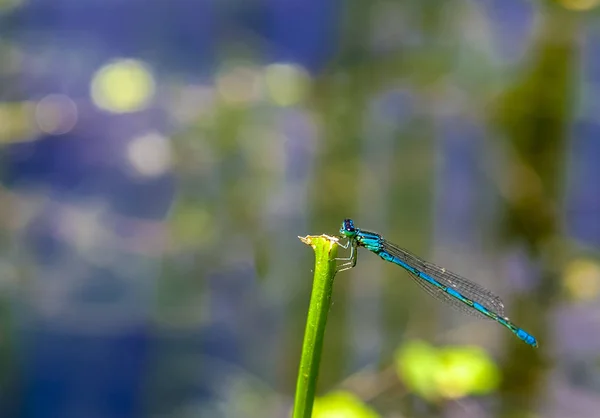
[337,219,538,347]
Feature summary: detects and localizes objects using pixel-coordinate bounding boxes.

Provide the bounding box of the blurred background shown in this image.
[0,0,599,417]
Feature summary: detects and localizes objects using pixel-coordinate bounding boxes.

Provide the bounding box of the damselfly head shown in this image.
[340,219,357,237]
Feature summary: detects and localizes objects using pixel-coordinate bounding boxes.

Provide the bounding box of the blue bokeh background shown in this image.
[1,0,599,417]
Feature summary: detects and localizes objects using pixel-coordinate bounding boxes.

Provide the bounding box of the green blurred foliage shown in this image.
[395,340,500,401]
[313,391,380,418]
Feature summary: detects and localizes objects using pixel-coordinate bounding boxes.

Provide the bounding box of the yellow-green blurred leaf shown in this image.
[312,391,380,418]
[394,341,500,400]
[394,340,440,400]
[435,346,500,399]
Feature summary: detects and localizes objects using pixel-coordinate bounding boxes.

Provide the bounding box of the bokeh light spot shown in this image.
[127,131,172,178]
[264,63,310,106]
[91,59,155,113]
[559,0,600,10]
[564,259,600,301]
[0,101,37,143]
[170,84,216,125]
[35,94,78,135]
[216,65,262,105]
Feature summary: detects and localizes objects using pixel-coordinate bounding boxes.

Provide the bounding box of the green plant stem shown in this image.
[293,234,340,418]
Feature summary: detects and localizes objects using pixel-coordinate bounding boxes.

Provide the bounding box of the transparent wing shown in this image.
[381,240,506,320]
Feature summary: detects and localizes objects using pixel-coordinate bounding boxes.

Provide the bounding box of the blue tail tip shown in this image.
[517,329,539,348]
